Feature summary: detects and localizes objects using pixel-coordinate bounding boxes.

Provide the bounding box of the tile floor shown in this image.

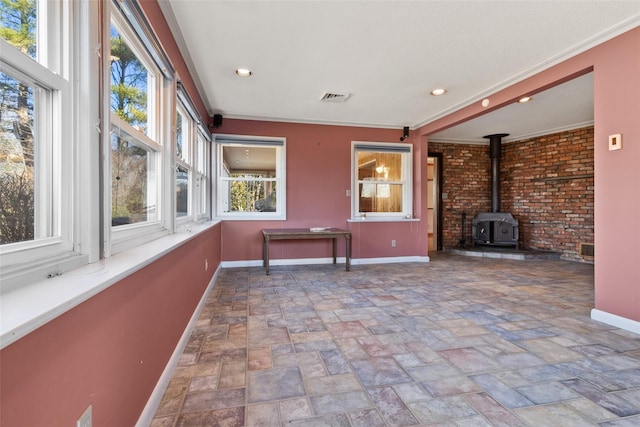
[151,254,640,426]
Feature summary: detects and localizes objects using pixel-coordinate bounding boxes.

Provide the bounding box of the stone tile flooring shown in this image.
[151,254,640,426]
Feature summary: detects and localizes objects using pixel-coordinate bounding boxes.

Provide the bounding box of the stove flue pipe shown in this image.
[483,133,509,213]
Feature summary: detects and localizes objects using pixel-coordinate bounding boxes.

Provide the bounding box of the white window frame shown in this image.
[0,0,98,290]
[175,102,193,221]
[194,128,211,221]
[351,141,413,221]
[215,134,286,221]
[175,82,211,227]
[106,0,173,255]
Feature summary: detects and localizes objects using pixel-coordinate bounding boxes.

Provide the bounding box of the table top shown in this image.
[262,228,350,238]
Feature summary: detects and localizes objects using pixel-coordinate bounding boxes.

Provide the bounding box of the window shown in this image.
[194,129,211,220]
[107,0,174,253]
[0,0,85,287]
[215,135,285,220]
[175,105,190,218]
[109,13,161,228]
[175,82,211,223]
[352,141,413,220]
[1,0,213,289]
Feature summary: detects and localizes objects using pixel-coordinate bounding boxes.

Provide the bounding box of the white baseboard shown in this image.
[221,256,430,269]
[351,256,430,265]
[136,265,221,426]
[591,309,640,336]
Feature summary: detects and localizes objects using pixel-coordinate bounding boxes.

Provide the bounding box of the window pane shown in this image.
[176,110,183,159]
[176,165,188,217]
[221,144,276,213]
[196,134,205,173]
[110,24,149,134]
[223,178,276,212]
[357,151,403,213]
[0,0,37,59]
[0,71,36,244]
[197,173,207,216]
[111,132,157,226]
[358,183,403,212]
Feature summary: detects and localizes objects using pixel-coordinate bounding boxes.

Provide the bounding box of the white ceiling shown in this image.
[160,1,640,142]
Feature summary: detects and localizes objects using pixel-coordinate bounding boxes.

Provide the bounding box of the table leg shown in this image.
[264,237,270,275]
[332,238,337,264]
[345,235,351,271]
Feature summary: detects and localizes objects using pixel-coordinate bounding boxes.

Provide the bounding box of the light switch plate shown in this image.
[609,134,622,151]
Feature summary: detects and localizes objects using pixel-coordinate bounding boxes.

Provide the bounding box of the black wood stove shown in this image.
[472,133,519,249]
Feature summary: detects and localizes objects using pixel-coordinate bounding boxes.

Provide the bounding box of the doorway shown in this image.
[427,153,443,251]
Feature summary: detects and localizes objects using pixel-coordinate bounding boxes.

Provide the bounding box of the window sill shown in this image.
[216,214,287,221]
[348,218,420,223]
[0,220,220,350]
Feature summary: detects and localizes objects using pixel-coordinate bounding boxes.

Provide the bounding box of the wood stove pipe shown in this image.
[484,133,509,213]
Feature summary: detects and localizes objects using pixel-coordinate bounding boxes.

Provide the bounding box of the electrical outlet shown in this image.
[77,405,92,427]
[391,240,397,248]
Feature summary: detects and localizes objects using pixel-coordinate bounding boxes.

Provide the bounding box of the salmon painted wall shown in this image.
[420,27,640,324]
[217,119,429,262]
[0,225,221,426]
[592,28,640,322]
[0,4,220,424]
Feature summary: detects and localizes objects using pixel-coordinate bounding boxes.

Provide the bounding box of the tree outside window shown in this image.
[0,0,36,245]
[216,137,285,219]
[110,23,155,226]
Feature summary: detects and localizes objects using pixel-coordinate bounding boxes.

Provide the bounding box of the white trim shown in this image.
[221,259,265,268]
[157,0,213,115]
[352,256,430,265]
[0,221,220,349]
[413,15,640,130]
[221,256,430,269]
[428,121,595,145]
[347,218,420,223]
[136,265,221,427]
[152,10,640,131]
[214,134,286,220]
[591,309,640,336]
[351,141,413,220]
[0,1,85,287]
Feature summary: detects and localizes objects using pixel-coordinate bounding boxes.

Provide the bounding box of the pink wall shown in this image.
[592,29,640,321]
[1,5,222,426]
[0,225,222,426]
[216,119,429,262]
[420,28,640,323]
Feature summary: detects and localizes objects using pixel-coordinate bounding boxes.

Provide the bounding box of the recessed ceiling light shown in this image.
[235,68,252,77]
[430,88,447,96]
[518,96,532,103]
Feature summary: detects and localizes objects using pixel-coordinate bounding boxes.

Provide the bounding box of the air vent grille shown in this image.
[579,242,594,258]
[320,92,350,103]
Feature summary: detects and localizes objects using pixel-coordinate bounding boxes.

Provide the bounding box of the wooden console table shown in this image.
[262,228,351,275]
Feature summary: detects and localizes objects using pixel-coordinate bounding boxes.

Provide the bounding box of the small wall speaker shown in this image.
[213,114,223,128]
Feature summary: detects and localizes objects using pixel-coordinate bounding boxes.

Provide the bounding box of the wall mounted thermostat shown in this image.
[609,133,622,151]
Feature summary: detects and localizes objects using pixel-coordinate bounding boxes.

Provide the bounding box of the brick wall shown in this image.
[429,126,594,261]
[427,143,491,248]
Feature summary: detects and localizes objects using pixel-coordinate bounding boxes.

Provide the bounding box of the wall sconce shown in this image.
[400,126,409,141]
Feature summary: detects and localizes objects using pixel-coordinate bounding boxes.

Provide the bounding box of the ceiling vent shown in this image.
[320,92,350,103]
